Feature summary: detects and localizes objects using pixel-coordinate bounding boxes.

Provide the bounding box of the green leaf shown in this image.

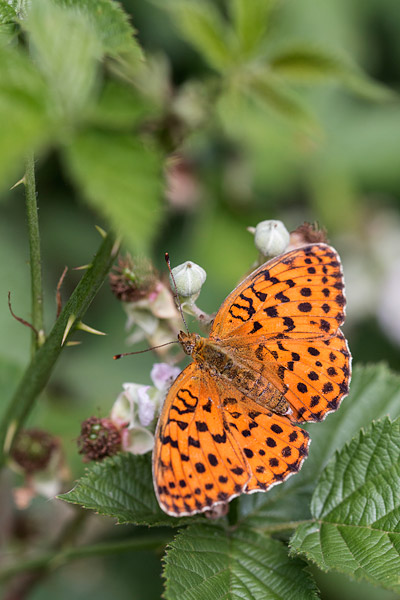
[87,80,154,129]
[291,418,400,593]
[55,0,142,62]
[239,364,400,528]
[4,0,30,19]
[63,128,163,253]
[24,0,101,122]
[244,69,318,129]
[270,45,395,102]
[0,45,52,190]
[156,0,234,72]
[59,453,196,527]
[0,1,17,23]
[164,524,319,600]
[228,0,275,58]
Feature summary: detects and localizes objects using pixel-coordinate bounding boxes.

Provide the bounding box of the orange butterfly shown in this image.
[153,243,351,516]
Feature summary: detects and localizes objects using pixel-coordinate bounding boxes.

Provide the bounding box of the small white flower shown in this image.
[111,363,182,455]
[137,386,156,427]
[249,220,290,257]
[151,362,181,390]
[121,427,155,455]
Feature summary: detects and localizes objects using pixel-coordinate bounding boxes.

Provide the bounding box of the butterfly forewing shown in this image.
[153,364,249,516]
[210,244,346,341]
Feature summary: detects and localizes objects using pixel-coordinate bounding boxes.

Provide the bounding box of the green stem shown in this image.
[0,534,169,583]
[24,152,45,353]
[0,232,118,466]
[258,519,314,534]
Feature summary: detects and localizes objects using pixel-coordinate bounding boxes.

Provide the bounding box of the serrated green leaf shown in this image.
[291,418,400,593]
[228,0,275,58]
[54,0,142,72]
[0,45,52,190]
[156,0,234,72]
[270,45,394,102]
[59,453,197,527]
[164,524,319,600]
[63,128,163,253]
[24,0,101,122]
[239,364,400,528]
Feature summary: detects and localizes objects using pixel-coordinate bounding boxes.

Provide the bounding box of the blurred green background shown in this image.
[1,0,400,598]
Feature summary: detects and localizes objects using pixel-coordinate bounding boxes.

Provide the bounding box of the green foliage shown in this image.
[0,0,160,253]
[0,1,17,24]
[164,524,319,600]
[0,45,52,188]
[24,0,101,122]
[54,0,142,61]
[158,0,234,72]
[63,130,162,252]
[269,44,395,101]
[60,453,196,527]
[228,0,276,58]
[291,418,400,592]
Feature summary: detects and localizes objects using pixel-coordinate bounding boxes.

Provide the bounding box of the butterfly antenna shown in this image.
[113,340,180,360]
[165,252,190,335]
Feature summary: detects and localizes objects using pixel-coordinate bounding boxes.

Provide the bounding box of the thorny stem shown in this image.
[0,232,118,467]
[24,152,45,353]
[0,534,169,583]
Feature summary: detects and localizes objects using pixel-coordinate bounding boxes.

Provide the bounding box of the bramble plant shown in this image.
[0,1,399,599]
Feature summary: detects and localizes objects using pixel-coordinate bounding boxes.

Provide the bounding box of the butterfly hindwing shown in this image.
[213,379,310,493]
[219,330,351,422]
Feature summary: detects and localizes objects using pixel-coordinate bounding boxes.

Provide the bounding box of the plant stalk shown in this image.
[0,534,169,583]
[0,232,118,467]
[24,152,45,353]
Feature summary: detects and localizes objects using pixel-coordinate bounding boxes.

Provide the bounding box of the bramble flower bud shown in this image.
[77,417,121,462]
[11,429,58,474]
[249,220,290,257]
[10,428,67,508]
[109,255,157,302]
[288,222,327,249]
[170,261,206,301]
[111,254,182,356]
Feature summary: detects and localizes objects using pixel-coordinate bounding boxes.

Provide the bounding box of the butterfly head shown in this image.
[177,331,201,356]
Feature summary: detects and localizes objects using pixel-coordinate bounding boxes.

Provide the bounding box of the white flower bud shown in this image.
[251,220,290,257]
[170,261,206,300]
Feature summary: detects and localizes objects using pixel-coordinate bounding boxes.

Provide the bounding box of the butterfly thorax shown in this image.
[177,331,289,415]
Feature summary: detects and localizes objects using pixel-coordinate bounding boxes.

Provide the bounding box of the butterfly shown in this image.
[153,243,351,516]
